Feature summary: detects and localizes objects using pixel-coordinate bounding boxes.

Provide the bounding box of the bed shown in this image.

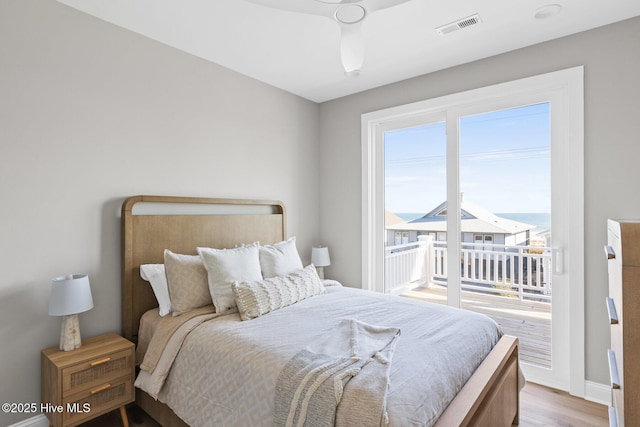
[122,195,520,427]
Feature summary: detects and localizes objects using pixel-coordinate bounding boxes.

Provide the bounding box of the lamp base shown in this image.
[60,314,82,351]
[315,266,325,280]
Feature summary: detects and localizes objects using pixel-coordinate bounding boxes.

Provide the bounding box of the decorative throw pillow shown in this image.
[232,264,325,321]
[322,279,343,287]
[140,264,172,317]
[164,249,212,316]
[198,243,263,314]
[259,237,304,278]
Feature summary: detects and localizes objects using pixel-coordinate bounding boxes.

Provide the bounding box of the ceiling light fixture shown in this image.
[534,4,563,20]
[244,0,412,76]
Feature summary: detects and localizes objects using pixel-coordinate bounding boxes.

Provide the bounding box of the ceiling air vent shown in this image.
[435,13,482,36]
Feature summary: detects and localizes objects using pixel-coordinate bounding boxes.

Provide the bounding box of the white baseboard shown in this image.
[7,414,48,427]
[584,380,611,406]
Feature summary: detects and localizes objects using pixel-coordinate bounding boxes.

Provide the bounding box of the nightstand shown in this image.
[41,332,135,427]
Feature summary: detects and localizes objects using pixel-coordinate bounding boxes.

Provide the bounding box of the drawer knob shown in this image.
[605,245,616,260]
[606,298,619,325]
[90,383,112,395]
[90,357,111,367]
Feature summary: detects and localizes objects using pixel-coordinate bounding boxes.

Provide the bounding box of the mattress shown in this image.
[136,286,502,426]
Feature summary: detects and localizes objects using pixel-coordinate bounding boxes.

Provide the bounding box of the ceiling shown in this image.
[56,0,640,103]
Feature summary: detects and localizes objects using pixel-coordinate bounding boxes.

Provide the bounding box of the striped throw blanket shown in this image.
[273,319,401,427]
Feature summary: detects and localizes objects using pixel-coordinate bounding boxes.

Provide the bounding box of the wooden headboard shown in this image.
[121,195,286,343]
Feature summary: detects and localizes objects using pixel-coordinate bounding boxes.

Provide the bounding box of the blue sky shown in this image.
[384,103,550,214]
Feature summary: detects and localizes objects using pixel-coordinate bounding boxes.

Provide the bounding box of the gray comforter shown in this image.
[136,286,501,426]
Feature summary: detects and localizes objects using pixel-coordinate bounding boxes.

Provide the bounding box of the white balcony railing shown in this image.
[385,236,552,301]
[384,241,428,293]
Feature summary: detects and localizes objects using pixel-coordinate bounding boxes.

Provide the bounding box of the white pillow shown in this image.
[140,264,171,317]
[322,279,343,287]
[232,265,325,321]
[259,237,303,278]
[198,243,263,314]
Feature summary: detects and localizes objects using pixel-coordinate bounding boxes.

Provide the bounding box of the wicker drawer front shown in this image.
[62,349,132,394]
[63,376,133,425]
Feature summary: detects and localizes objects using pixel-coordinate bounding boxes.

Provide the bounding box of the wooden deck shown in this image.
[401,284,551,368]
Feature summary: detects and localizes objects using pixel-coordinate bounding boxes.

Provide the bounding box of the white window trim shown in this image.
[361,67,584,397]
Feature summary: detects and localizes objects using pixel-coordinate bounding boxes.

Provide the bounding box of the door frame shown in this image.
[361,66,584,396]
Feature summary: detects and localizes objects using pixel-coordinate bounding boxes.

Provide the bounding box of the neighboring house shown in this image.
[384,210,407,245]
[386,199,535,247]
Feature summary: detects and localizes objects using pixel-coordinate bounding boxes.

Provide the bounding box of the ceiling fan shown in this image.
[244,0,412,76]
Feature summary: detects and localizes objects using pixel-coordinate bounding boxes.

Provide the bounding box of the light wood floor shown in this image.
[82,383,607,426]
[518,383,608,426]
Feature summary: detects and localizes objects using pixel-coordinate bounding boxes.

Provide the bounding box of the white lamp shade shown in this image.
[49,274,94,316]
[311,246,331,267]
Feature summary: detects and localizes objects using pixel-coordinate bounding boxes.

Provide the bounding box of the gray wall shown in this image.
[0,1,319,424]
[318,16,640,386]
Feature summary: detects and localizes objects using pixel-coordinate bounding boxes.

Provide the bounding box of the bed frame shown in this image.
[122,195,520,427]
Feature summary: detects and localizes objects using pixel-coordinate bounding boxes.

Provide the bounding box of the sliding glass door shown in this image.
[458,104,553,371]
[363,68,583,394]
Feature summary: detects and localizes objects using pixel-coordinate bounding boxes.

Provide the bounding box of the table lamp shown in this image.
[49,274,94,351]
[311,246,331,280]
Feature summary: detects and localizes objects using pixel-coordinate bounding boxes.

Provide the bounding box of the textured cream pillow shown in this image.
[259,237,304,278]
[232,264,325,321]
[198,243,263,314]
[164,250,212,316]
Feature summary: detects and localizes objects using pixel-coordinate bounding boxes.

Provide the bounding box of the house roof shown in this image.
[386,200,534,234]
[385,210,406,227]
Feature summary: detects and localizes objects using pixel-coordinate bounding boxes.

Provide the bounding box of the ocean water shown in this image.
[495,212,550,233]
[396,212,551,234]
